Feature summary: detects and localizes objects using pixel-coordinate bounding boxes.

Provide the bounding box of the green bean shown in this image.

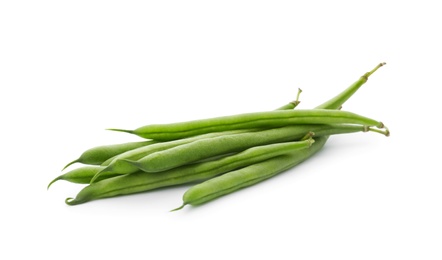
[92,97,302,177]
[173,62,388,209]
[101,154,120,166]
[130,124,388,173]
[64,138,315,205]
[62,63,388,207]
[47,166,121,189]
[94,97,297,168]
[64,123,387,205]
[90,129,254,183]
[86,93,300,183]
[107,109,384,141]
[173,136,329,210]
[316,62,386,110]
[62,140,158,170]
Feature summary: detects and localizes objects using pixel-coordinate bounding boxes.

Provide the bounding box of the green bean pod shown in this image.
[65,138,315,205]
[91,100,301,178]
[130,124,387,173]
[174,62,388,209]
[95,99,295,168]
[108,109,384,141]
[173,136,328,209]
[62,140,158,170]
[47,166,121,189]
[62,63,388,207]
[316,62,386,110]
[90,129,253,183]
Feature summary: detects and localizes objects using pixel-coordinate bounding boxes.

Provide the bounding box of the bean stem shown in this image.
[276,88,303,110]
[315,62,386,110]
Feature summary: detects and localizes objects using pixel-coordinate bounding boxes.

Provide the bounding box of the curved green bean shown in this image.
[61,62,388,207]
[130,124,387,173]
[316,62,386,110]
[174,62,388,210]
[62,140,158,170]
[90,129,253,183]
[64,138,315,205]
[173,136,328,209]
[48,166,121,189]
[108,109,384,141]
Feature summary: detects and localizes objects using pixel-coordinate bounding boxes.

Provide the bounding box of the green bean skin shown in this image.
[62,140,158,170]
[175,63,387,209]
[102,130,251,166]
[131,124,374,173]
[60,63,387,207]
[47,166,121,189]
[276,102,298,110]
[65,122,382,205]
[316,62,386,110]
[108,109,383,141]
[94,101,298,176]
[64,139,315,205]
[90,129,253,183]
[176,136,328,209]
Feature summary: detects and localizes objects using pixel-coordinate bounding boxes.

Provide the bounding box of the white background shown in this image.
[1,1,441,259]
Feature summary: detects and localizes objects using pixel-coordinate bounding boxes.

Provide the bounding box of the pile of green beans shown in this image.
[49,63,389,210]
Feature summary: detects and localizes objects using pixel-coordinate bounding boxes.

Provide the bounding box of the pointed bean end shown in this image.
[106,128,134,134]
[62,159,79,171]
[170,204,186,212]
[47,177,61,190]
[65,197,76,205]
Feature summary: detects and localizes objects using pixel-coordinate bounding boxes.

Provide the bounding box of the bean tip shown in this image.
[65,197,75,205]
[47,177,61,190]
[62,159,79,171]
[106,128,134,134]
[170,204,186,212]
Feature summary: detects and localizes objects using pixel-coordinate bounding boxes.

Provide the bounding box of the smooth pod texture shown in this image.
[109,109,384,141]
[177,136,328,208]
[131,124,373,173]
[174,63,387,209]
[62,63,387,207]
[48,166,121,189]
[91,129,253,183]
[62,140,157,170]
[64,138,315,205]
[316,62,386,110]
